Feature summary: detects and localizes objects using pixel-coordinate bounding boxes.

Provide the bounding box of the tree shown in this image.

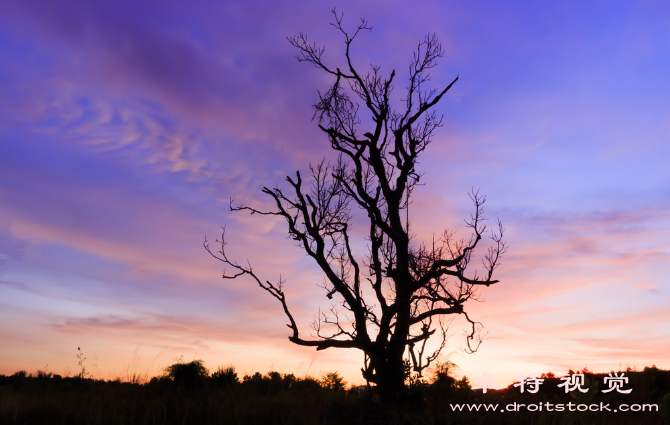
[165,359,208,388]
[211,365,239,387]
[205,10,506,402]
[320,371,347,392]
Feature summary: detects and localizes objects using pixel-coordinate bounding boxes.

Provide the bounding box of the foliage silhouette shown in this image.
[321,371,347,392]
[212,365,239,387]
[431,357,459,389]
[0,364,668,424]
[164,359,208,388]
[205,9,507,402]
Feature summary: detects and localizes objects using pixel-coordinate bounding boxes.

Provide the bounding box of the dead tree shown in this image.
[205,10,506,402]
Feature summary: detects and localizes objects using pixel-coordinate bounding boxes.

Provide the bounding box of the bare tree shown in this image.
[205,10,507,402]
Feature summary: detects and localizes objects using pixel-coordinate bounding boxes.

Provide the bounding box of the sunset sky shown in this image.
[1,0,669,387]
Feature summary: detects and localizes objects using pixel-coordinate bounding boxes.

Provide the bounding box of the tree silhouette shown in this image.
[205,9,506,402]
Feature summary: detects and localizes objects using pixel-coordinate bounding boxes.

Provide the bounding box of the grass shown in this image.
[0,364,669,424]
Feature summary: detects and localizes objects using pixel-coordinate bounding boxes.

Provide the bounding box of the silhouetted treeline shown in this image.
[0,363,669,424]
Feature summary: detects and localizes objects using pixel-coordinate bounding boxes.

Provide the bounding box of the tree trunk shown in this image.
[376,351,406,403]
[378,298,412,403]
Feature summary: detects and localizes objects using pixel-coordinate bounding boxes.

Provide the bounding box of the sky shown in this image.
[1,0,669,387]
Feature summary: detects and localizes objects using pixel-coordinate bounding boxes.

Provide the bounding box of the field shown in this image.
[1,363,669,424]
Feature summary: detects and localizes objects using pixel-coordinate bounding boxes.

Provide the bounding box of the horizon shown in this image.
[3,349,665,391]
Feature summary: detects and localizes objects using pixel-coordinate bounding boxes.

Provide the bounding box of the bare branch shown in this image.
[206,13,506,401]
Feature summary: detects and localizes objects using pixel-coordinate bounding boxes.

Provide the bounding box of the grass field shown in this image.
[1,363,668,424]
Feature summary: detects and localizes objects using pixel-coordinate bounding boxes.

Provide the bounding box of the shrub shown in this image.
[292,376,322,393]
[164,359,208,388]
[455,376,471,390]
[211,365,238,387]
[320,371,347,392]
[12,370,28,379]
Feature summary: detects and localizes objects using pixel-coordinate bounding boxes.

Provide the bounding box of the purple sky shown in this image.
[1,0,669,385]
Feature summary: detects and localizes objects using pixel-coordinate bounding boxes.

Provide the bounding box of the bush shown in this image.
[320,371,346,392]
[164,359,208,388]
[211,365,238,387]
[291,376,322,393]
[455,376,471,390]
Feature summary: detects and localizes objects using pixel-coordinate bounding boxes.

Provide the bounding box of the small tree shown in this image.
[206,10,506,402]
[431,357,459,388]
[165,359,208,388]
[321,371,347,392]
[212,365,239,387]
[455,376,472,390]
